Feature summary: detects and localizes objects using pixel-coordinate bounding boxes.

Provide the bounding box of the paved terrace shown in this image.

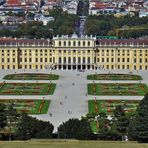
[0,69,147,132]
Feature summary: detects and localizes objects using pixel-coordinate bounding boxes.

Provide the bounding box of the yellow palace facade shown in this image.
[0,36,148,70]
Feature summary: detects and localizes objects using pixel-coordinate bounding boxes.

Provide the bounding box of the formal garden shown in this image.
[0,99,50,114]
[88,83,148,96]
[0,83,56,95]
[88,100,139,115]
[88,99,140,133]
[3,73,59,80]
[87,73,142,80]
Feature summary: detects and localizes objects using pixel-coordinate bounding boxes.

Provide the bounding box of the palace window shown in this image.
[59,57,61,63]
[88,57,90,63]
[68,57,71,63]
[78,41,81,46]
[73,57,76,63]
[83,57,85,63]
[68,41,71,46]
[64,41,66,46]
[83,41,85,46]
[78,57,81,63]
[59,41,61,46]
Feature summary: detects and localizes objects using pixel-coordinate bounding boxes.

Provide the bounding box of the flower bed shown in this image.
[88,83,148,96]
[3,73,59,80]
[0,83,56,95]
[87,73,143,80]
[0,99,50,114]
[88,100,139,115]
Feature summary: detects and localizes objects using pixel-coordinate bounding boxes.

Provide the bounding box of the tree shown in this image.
[135,93,148,143]
[0,104,7,129]
[6,103,20,140]
[112,105,130,141]
[75,119,92,140]
[58,118,92,140]
[0,104,7,140]
[58,118,80,139]
[16,112,54,140]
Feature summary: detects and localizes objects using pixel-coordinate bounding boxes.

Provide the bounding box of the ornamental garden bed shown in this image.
[3,73,59,80]
[88,83,148,96]
[0,83,56,95]
[88,99,140,133]
[87,73,142,80]
[88,100,139,115]
[0,99,50,114]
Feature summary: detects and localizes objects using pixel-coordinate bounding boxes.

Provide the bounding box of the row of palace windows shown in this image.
[58,50,91,53]
[97,58,148,63]
[97,49,148,53]
[1,58,16,62]
[58,57,91,64]
[58,41,91,47]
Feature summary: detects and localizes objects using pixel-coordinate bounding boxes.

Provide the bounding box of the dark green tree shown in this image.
[58,118,92,140]
[0,104,7,129]
[113,105,130,141]
[135,93,148,143]
[16,112,54,140]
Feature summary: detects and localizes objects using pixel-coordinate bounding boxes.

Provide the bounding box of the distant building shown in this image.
[139,9,148,17]
[34,14,54,25]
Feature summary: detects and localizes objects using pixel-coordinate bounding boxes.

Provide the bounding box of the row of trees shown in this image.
[0,93,148,142]
[0,104,54,140]
[85,15,148,38]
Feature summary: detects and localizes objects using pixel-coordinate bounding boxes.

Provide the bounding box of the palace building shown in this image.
[0,36,148,70]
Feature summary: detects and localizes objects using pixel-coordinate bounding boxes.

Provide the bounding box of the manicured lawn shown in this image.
[87,74,142,80]
[88,100,139,115]
[0,99,50,114]
[88,100,140,133]
[88,83,148,96]
[3,73,59,80]
[0,140,147,148]
[0,83,56,95]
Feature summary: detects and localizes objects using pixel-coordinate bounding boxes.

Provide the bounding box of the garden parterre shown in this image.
[88,83,148,96]
[88,100,140,133]
[0,83,56,95]
[0,99,50,114]
[3,73,59,80]
[88,100,139,115]
[87,74,142,80]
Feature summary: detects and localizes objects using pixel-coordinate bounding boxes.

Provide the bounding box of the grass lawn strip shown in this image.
[0,83,56,95]
[0,99,50,114]
[1,140,148,148]
[87,74,142,80]
[3,73,59,80]
[88,83,148,96]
